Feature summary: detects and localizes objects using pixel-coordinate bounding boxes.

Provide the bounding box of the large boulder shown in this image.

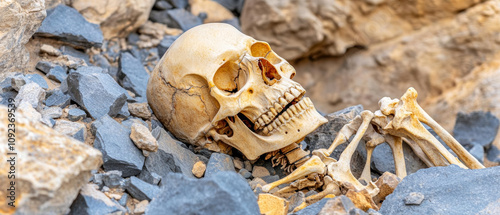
[71,0,155,39]
[0,105,102,214]
[380,165,500,214]
[0,0,45,73]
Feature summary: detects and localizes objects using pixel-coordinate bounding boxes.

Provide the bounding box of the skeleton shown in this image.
[147,23,484,208]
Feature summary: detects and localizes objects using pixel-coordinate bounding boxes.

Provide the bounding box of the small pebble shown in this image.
[192,161,206,178]
[239,169,252,179]
[404,192,425,205]
[68,108,86,121]
[252,166,270,178]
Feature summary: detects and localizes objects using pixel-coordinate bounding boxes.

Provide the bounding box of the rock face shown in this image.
[71,0,155,39]
[146,171,260,215]
[379,165,500,214]
[0,105,102,214]
[36,5,104,48]
[0,0,45,73]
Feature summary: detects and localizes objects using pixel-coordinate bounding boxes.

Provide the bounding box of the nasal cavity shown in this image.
[259,58,281,86]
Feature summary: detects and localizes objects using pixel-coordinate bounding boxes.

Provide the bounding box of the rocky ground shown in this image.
[1,0,500,214]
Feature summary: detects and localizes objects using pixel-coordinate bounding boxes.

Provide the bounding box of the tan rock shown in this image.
[244,160,252,171]
[241,0,480,61]
[290,0,500,115]
[190,0,235,23]
[249,177,267,190]
[128,102,152,120]
[233,158,244,170]
[134,199,149,214]
[0,0,45,73]
[345,189,379,211]
[373,172,401,204]
[0,105,102,214]
[130,123,158,152]
[252,166,270,178]
[258,193,289,215]
[71,0,155,39]
[318,195,355,215]
[40,44,61,56]
[192,161,207,178]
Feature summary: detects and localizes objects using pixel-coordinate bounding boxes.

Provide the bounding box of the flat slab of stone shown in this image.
[36,5,103,48]
[205,152,235,177]
[380,165,500,214]
[0,105,102,214]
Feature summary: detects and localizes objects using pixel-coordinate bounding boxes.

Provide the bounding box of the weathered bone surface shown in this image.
[147,23,327,160]
[262,88,484,210]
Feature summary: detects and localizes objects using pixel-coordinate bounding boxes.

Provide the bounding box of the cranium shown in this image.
[147,23,327,160]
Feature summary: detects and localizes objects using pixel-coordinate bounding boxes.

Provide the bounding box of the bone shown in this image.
[385,135,407,178]
[304,176,340,204]
[359,126,386,183]
[262,155,326,192]
[402,137,435,167]
[399,88,485,169]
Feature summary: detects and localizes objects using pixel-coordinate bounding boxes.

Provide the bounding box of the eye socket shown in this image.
[251,42,282,64]
[213,61,248,93]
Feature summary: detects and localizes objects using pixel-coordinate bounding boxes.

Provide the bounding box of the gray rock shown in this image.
[361,141,427,176]
[0,91,17,106]
[45,89,71,108]
[102,40,121,63]
[121,117,148,130]
[25,74,49,90]
[151,119,165,130]
[92,54,111,71]
[487,145,500,162]
[72,66,106,74]
[60,46,91,65]
[0,76,13,92]
[145,171,259,215]
[92,115,145,177]
[54,120,86,142]
[295,198,329,215]
[221,18,241,31]
[11,75,26,91]
[102,170,124,189]
[379,165,500,214]
[69,184,126,215]
[150,9,202,31]
[15,82,45,111]
[317,195,362,215]
[130,46,159,65]
[126,176,161,201]
[47,65,68,83]
[213,0,245,14]
[118,193,129,207]
[42,106,63,119]
[261,175,279,184]
[138,168,166,186]
[36,61,57,74]
[67,69,127,119]
[404,192,425,205]
[469,144,484,164]
[166,0,188,8]
[453,111,500,148]
[304,105,366,177]
[205,153,236,177]
[36,5,104,48]
[154,1,173,10]
[149,127,199,179]
[287,192,305,213]
[68,108,87,121]
[239,169,252,179]
[158,35,179,56]
[367,208,383,215]
[118,52,149,101]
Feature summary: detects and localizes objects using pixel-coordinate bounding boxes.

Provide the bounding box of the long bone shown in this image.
[378,90,468,168]
[359,125,386,183]
[397,88,484,169]
[402,137,435,167]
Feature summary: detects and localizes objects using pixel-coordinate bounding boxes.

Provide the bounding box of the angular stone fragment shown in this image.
[146,171,260,215]
[68,108,87,121]
[404,192,425,205]
[192,161,206,178]
[15,82,45,111]
[252,166,270,178]
[131,122,158,152]
[36,61,57,74]
[379,165,500,214]
[239,169,252,179]
[92,115,145,177]
[157,35,179,56]
[150,9,202,31]
[134,200,149,214]
[126,176,161,201]
[45,89,71,108]
[118,53,149,102]
[128,102,152,119]
[346,189,379,211]
[373,172,401,204]
[295,198,329,215]
[205,152,236,177]
[453,111,500,148]
[258,193,289,215]
[54,120,86,142]
[60,46,91,65]
[0,106,102,215]
[67,69,127,119]
[24,74,49,90]
[318,195,358,215]
[36,5,104,48]
[102,170,124,189]
[47,65,68,83]
[69,184,126,215]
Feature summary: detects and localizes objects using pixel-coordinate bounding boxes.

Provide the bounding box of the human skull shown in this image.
[147,23,327,160]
